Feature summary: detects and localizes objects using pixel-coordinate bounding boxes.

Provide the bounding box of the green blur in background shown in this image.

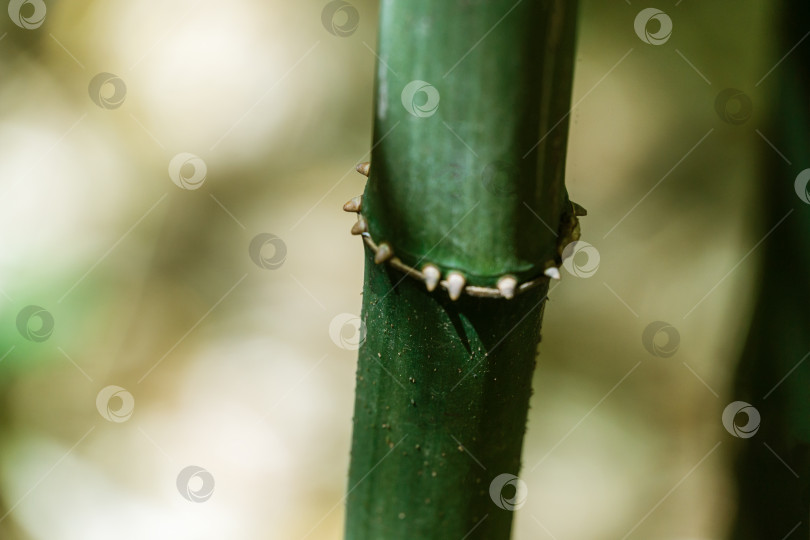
[0,0,783,538]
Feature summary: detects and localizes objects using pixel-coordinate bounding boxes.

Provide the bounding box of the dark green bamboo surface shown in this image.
[362,0,578,287]
[346,245,549,539]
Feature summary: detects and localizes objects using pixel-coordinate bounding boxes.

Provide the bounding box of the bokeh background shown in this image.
[0,0,788,538]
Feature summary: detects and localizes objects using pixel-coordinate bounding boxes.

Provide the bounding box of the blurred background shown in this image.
[0,0,788,538]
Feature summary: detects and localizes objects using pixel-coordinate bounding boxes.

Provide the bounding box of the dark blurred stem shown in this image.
[729,1,810,537]
[344,2,578,539]
[0,377,26,540]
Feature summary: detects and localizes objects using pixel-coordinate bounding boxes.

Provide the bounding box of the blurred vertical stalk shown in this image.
[0,377,17,539]
[344,1,579,539]
[729,0,810,537]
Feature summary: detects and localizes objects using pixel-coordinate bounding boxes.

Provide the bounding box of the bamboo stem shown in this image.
[345,2,579,538]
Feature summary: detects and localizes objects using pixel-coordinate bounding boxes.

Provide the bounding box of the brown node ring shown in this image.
[345,214,550,301]
[343,162,578,300]
[359,230,551,299]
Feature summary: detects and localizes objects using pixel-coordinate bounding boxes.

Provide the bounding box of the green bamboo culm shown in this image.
[345,1,579,539]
